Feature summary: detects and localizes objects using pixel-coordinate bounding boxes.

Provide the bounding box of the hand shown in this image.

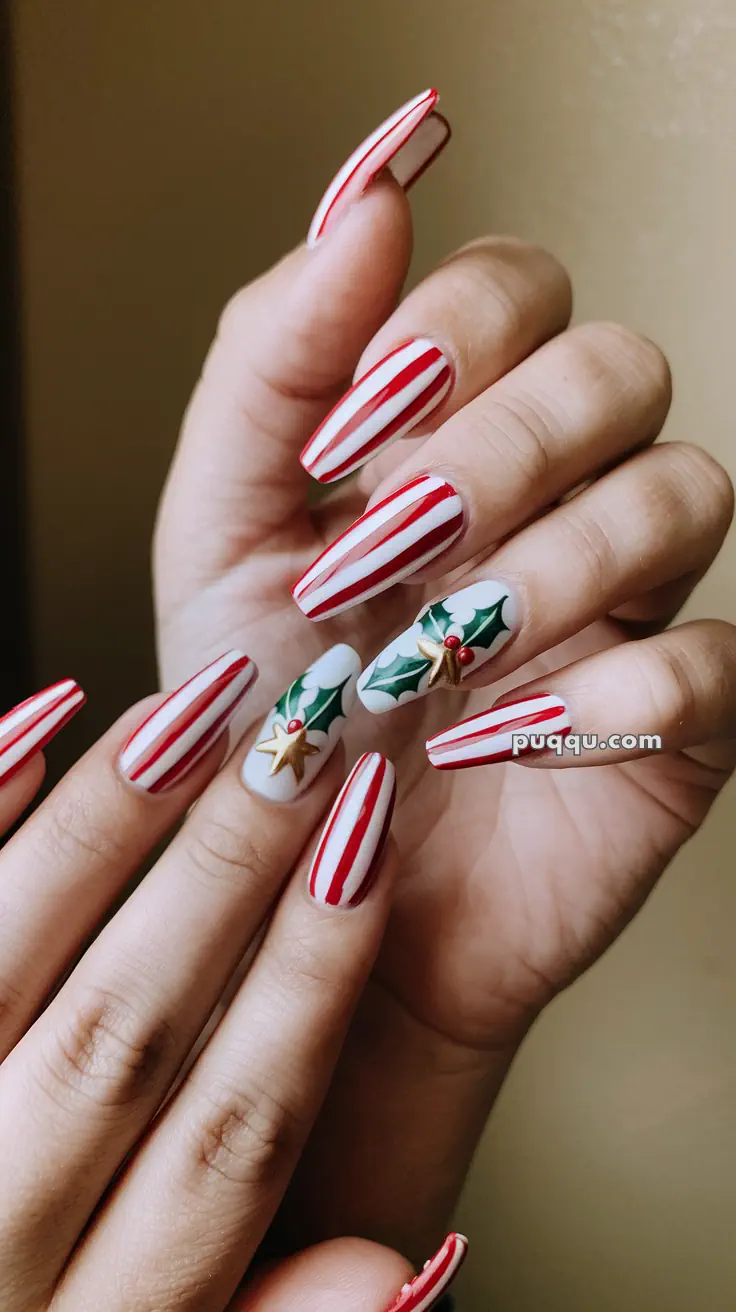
[154,93,736,1254]
[0,657,410,1310]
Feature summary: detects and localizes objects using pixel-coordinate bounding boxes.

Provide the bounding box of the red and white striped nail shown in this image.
[382,1233,469,1312]
[426,693,571,769]
[0,679,86,784]
[307,88,450,247]
[293,475,464,621]
[301,339,453,484]
[118,650,257,794]
[308,752,396,907]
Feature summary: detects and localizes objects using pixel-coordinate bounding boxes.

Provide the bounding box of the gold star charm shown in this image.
[416,637,462,688]
[255,721,320,781]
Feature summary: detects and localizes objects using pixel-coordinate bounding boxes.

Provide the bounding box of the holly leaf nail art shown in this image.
[462,595,510,650]
[302,675,352,735]
[361,651,431,698]
[274,673,309,726]
[417,598,456,641]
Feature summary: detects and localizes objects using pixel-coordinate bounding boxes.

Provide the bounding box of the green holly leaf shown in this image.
[418,599,455,642]
[303,676,351,734]
[361,651,431,699]
[274,673,309,725]
[463,595,510,650]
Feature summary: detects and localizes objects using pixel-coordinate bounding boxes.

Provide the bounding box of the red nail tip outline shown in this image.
[308,752,396,907]
[118,650,257,794]
[300,339,453,484]
[0,679,86,784]
[382,1233,468,1312]
[426,693,571,768]
[293,475,463,621]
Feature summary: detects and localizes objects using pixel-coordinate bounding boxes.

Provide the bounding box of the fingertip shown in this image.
[233,1237,413,1311]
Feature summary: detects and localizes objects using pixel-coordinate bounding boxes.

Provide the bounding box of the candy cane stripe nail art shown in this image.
[300,340,453,484]
[307,89,449,247]
[0,679,86,784]
[427,693,571,769]
[293,476,464,621]
[308,752,396,907]
[382,1233,469,1312]
[118,650,257,794]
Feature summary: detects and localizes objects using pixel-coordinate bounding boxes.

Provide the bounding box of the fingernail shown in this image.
[382,1233,468,1312]
[300,339,453,484]
[427,693,571,768]
[293,476,464,621]
[307,88,450,247]
[358,580,517,715]
[241,644,360,803]
[308,752,396,906]
[118,650,257,793]
[0,679,86,784]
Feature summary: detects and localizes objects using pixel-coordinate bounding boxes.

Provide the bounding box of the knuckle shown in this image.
[663,442,735,529]
[36,986,174,1113]
[478,394,554,492]
[270,928,347,996]
[557,510,617,598]
[185,808,271,893]
[569,322,672,417]
[41,790,126,873]
[631,640,700,731]
[187,1078,303,1190]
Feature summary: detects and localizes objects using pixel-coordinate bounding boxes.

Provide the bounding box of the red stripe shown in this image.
[325,755,389,905]
[429,700,566,756]
[308,754,373,898]
[304,343,445,469]
[126,656,250,782]
[0,686,85,783]
[313,91,437,241]
[347,775,396,906]
[384,1235,466,1311]
[321,363,451,481]
[147,696,242,792]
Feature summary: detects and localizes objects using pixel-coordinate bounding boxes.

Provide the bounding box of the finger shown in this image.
[357,441,732,714]
[297,321,671,622]
[0,679,85,835]
[55,755,397,1311]
[0,652,254,1062]
[156,177,413,603]
[0,650,356,1302]
[426,620,736,775]
[299,236,571,485]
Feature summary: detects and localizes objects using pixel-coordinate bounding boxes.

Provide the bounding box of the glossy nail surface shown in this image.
[300,339,453,484]
[382,1233,468,1312]
[0,679,86,784]
[118,650,256,794]
[358,580,516,715]
[307,88,449,247]
[308,752,396,906]
[241,644,360,803]
[427,693,571,768]
[293,476,464,621]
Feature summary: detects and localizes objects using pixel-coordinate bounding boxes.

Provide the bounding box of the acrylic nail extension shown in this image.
[382,1233,469,1312]
[300,340,454,484]
[427,693,571,769]
[0,679,86,784]
[241,643,360,803]
[358,579,517,715]
[307,88,450,247]
[292,476,464,621]
[118,650,257,794]
[308,753,396,906]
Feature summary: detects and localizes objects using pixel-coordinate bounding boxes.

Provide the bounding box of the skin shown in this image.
[154,178,736,1259]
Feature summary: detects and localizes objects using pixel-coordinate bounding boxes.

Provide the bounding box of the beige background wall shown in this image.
[12,2,736,1308]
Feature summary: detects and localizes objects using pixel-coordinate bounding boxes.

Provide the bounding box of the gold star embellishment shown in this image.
[255,720,320,781]
[416,637,462,688]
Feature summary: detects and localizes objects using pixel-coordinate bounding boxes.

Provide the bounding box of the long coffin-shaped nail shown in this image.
[427,693,571,768]
[358,580,517,715]
[241,644,360,803]
[292,476,464,621]
[307,88,450,247]
[0,679,86,784]
[382,1233,469,1312]
[308,752,396,906]
[301,339,453,484]
[118,650,257,794]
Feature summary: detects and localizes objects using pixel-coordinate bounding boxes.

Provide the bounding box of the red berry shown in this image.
[443,634,461,650]
[287,718,304,733]
[457,646,475,666]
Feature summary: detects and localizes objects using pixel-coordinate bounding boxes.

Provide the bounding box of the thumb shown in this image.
[156,178,412,601]
[231,1238,412,1312]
